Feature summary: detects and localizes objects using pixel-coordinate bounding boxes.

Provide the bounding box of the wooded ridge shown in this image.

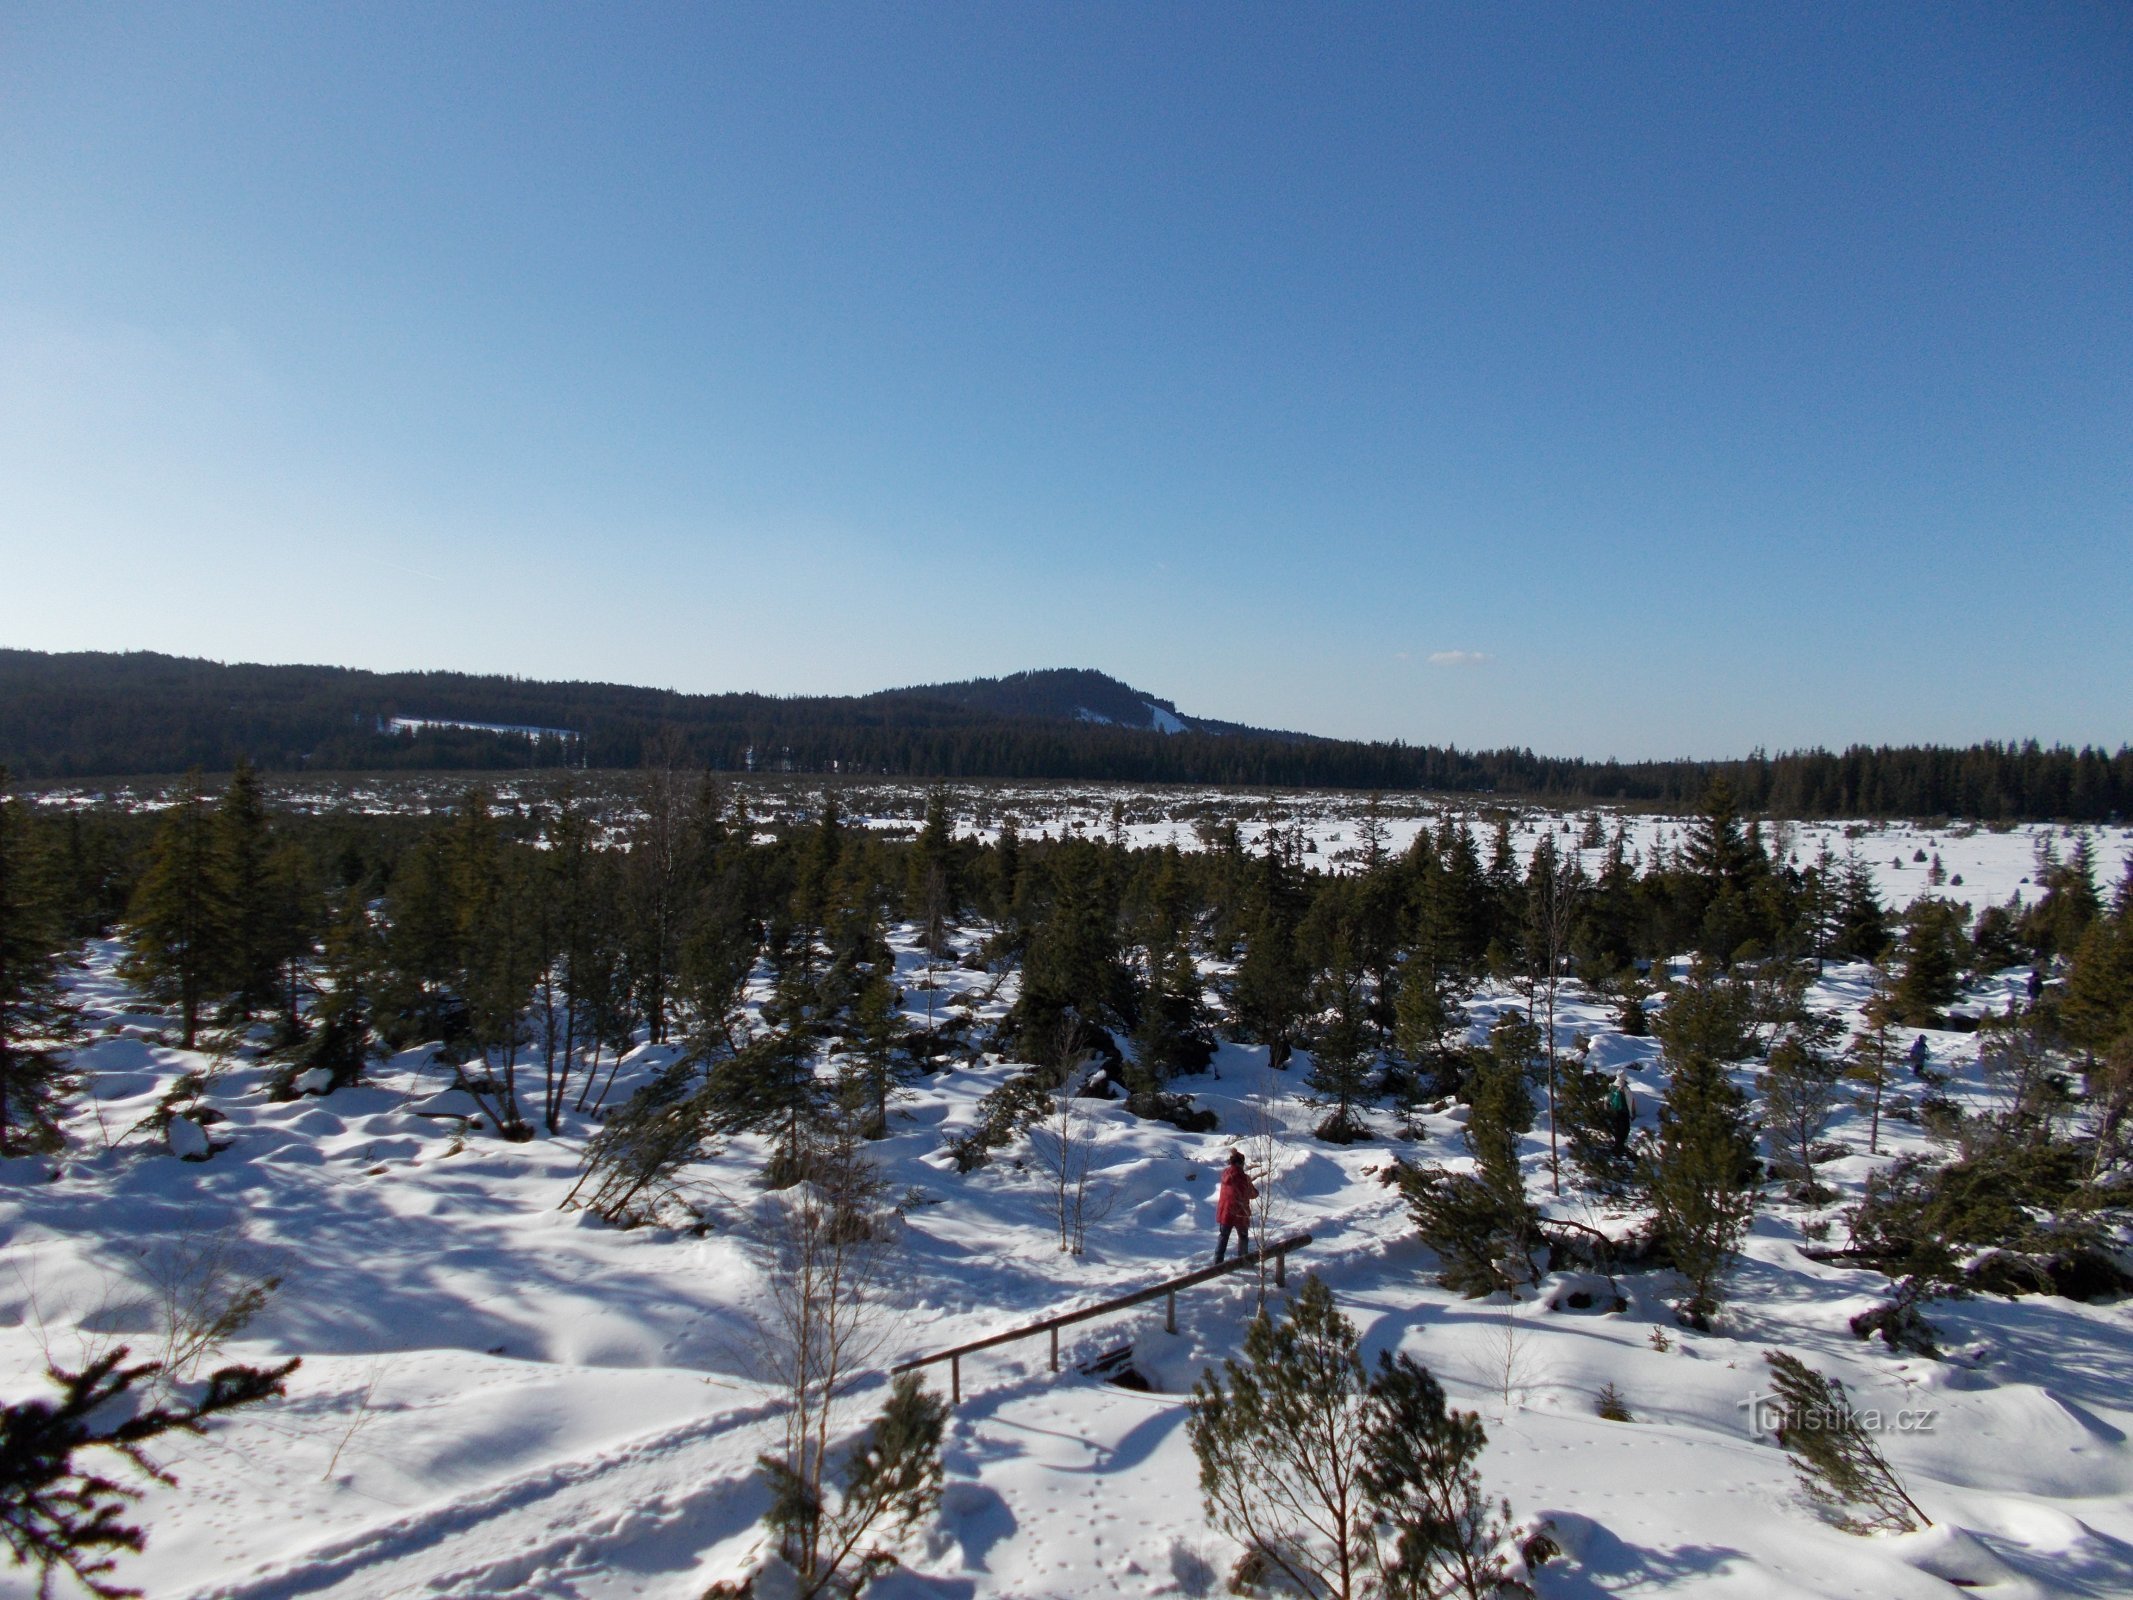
[2,649,2126,819]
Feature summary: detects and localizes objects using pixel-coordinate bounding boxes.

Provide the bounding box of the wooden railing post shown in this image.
[951,1355,960,1406]
[1165,1289,1177,1335]
[1275,1247,1286,1288]
[1050,1326,1059,1373]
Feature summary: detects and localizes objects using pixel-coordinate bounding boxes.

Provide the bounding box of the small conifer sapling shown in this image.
[1761,1351,1929,1534]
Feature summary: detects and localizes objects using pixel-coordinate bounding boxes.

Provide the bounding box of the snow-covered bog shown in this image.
[5,904,2133,1599]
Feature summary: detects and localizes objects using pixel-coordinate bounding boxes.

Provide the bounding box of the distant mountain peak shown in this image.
[882,668,1293,739]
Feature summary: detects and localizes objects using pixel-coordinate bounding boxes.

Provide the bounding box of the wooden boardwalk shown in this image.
[891,1232,1314,1404]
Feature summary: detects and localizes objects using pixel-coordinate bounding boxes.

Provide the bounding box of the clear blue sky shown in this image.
[2,3,2126,758]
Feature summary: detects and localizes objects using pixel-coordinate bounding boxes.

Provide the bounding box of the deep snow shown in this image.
[4,816,2132,1599]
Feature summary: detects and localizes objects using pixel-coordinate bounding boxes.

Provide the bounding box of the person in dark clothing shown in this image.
[1908,1034,1929,1078]
[1606,1070,1634,1155]
[1215,1150,1258,1262]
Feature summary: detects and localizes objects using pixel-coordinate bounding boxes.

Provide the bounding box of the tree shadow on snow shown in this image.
[1972,1519,2133,1598]
[1531,1513,1750,1597]
[935,1480,1016,1573]
[866,1571,977,1600]
[34,1144,766,1377]
[1933,1297,2133,1416]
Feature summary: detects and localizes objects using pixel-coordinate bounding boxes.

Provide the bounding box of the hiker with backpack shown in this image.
[1606,1070,1635,1155]
[1215,1150,1258,1263]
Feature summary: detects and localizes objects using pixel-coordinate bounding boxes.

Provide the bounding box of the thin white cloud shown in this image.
[1427,649,1490,667]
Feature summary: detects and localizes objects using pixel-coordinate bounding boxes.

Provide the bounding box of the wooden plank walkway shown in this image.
[891,1232,1314,1404]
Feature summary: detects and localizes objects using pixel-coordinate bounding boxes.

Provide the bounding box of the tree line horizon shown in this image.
[3,649,2127,821]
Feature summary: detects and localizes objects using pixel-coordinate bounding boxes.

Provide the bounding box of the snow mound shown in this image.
[1888,1525,2038,1596]
[166,1115,209,1160]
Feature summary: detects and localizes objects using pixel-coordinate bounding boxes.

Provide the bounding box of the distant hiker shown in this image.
[1215,1150,1258,1263]
[1606,1070,1634,1155]
[2028,967,2045,1004]
[1908,1035,1929,1078]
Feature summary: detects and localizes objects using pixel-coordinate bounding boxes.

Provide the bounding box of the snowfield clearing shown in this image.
[5,815,2133,1600]
[32,774,2133,919]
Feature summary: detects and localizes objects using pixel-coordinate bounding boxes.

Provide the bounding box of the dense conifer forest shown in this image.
[6,760,2128,1160]
[4,649,2127,820]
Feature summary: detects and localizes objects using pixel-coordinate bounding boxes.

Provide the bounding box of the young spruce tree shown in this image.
[1189,1275,1520,1600]
[1308,942,1374,1143]
[0,774,80,1155]
[1889,896,1968,1026]
[1398,1014,1542,1297]
[214,758,281,1021]
[1761,1350,1929,1534]
[1762,1022,1844,1201]
[1642,1043,1759,1329]
[122,770,235,1049]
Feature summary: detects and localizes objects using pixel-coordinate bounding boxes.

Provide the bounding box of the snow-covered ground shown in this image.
[5,820,2132,1598]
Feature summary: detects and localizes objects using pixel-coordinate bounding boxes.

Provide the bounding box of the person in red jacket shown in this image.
[1215,1150,1258,1263]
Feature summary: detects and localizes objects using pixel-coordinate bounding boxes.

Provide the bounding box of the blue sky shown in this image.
[2,4,2126,758]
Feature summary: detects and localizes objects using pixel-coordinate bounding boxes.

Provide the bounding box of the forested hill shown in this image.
[2,649,2128,819]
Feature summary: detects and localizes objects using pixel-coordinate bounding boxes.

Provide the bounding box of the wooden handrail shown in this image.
[892,1232,1314,1403]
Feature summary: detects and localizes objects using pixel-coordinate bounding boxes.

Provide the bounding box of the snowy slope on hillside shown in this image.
[5,921,2132,1597]
[1145,703,1187,735]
